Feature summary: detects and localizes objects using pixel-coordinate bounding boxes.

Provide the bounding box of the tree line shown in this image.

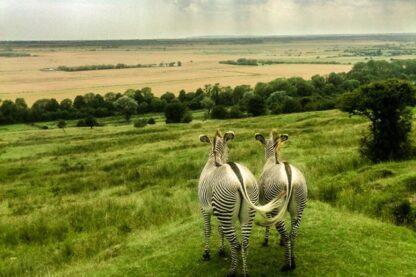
[1,59,416,126]
[56,61,182,72]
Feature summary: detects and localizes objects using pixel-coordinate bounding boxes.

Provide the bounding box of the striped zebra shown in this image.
[255,130,308,272]
[198,130,282,276]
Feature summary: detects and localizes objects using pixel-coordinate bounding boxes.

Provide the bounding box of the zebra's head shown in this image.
[199,129,235,165]
[255,130,288,160]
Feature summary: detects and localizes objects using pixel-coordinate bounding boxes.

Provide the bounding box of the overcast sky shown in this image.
[0,0,415,40]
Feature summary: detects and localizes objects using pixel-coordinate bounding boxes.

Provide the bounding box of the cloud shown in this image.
[0,0,415,40]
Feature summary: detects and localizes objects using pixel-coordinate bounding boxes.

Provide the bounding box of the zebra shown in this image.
[198,130,282,276]
[255,130,308,272]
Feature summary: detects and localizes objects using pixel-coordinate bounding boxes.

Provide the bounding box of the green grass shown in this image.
[0,109,415,275]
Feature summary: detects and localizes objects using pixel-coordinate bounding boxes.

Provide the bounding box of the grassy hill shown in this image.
[0,110,415,275]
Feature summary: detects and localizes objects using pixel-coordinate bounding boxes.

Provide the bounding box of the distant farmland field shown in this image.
[0,39,380,104]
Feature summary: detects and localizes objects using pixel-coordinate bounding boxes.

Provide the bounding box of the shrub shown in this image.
[210,105,228,119]
[147,118,156,124]
[57,120,67,129]
[247,95,266,116]
[340,80,416,162]
[133,119,147,128]
[228,105,244,118]
[164,101,192,123]
[77,116,99,128]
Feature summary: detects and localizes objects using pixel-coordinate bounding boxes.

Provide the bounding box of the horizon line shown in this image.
[1,32,415,43]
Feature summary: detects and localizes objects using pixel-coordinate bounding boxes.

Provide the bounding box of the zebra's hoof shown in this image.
[218,248,226,257]
[202,251,210,261]
[291,258,296,269]
[262,239,269,247]
[280,264,294,272]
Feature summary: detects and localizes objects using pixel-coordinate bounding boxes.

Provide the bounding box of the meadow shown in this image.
[1,109,415,276]
[3,34,416,105]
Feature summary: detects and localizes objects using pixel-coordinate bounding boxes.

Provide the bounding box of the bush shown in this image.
[228,105,244,118]
[247,95,266,116]
[134,119,147,128]
[164,101,192,123]
[210,105,228,119]
[147,118,156,124]
[57,120,67,129]
[340,80,416,162]
[77,116,99,128]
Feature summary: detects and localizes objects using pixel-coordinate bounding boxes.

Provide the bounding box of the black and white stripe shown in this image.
[255,131,308,272]
[198,130,281,276]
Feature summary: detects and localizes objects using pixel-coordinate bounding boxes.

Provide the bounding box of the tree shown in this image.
[201,97,214,114]
[164,101,192,123]
[161,92,176,103]
[115,96,138,121]
[340,80,416,162]
[73,95,86,110]
[247,94,266,116]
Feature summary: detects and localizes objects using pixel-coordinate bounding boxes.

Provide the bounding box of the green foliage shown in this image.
[133,119,147,128]
[57,120,67,129]
[77,116,99,128]
[115,96,138,121]
[340,80,416,161]
[247,95,266,116]
[210,105,228,119]
[147,118,156,124]
[164,101,192,123]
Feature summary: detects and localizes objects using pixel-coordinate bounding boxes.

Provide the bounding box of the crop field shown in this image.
[1,109,416,276]
[2,35,416,105]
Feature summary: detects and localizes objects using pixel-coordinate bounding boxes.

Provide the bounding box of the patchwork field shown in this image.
[3,35,416,105]
[1,109,415,275]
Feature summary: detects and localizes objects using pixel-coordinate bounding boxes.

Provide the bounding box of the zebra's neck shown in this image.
[265,156,278,168]
[204,152,226,168]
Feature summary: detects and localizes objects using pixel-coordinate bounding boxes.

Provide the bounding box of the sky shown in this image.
[0,0,415,40]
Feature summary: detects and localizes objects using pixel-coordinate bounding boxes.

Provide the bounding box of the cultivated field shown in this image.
[1,109,415,275]
[3,35,416,105]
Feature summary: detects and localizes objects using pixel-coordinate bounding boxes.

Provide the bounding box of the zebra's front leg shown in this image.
[201,210,211,261]
[218,224,226,257]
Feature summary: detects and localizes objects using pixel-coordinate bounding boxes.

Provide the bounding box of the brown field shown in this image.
[1,38,413,104]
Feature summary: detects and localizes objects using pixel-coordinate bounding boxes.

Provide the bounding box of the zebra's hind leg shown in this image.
[220,221,241,277]
[287,186,307,270]
[218,225,226,257]
[276,220,287,247]
[201,210,211,261]
[262,214,270,247]
[241,211,255,277]
[288,208,305,270]
[276,220,292,272]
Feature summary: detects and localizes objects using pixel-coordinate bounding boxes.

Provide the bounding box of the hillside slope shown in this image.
[57,201,416,276]
[0,109,415,275]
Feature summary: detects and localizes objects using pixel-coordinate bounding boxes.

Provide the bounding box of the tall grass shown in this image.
[0,109,415,275]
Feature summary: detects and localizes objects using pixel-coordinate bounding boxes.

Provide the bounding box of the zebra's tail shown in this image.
[227,162,284,216]
[257,162,294,227]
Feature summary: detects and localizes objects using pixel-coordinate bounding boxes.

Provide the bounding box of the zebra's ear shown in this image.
[223,131,235,142]
[199,135,211,144]
[280,134,289,142]
[255,133,266,145]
